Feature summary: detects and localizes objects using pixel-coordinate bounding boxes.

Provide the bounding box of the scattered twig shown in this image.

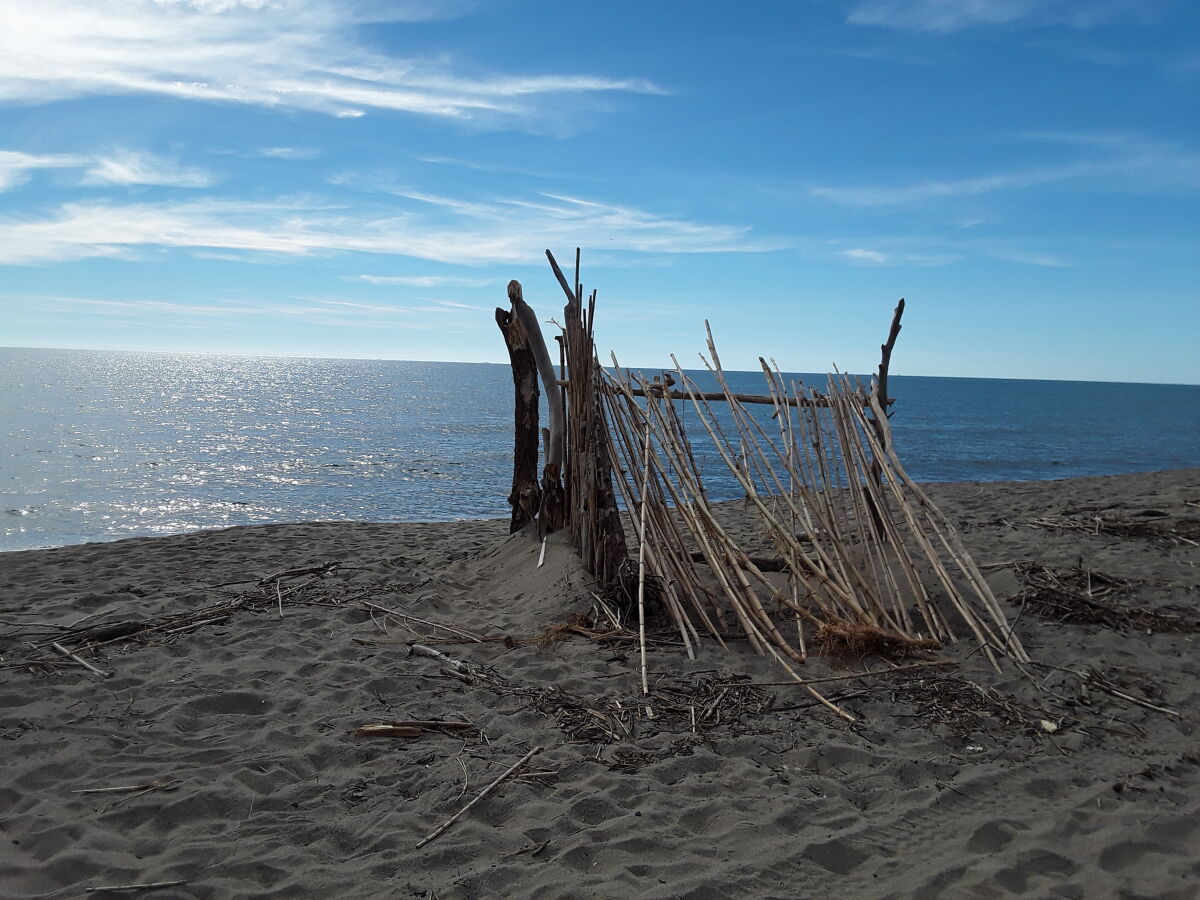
[258,561,339,584]
[1030,662,1182,719]
[358,600,483,643]
[85,880,188,893]
[51,642,111,679]
[415,745,542,849]
[352,724,422,738]
[351,720,475,739]
[732,659,957,687]
[71,780,179,795]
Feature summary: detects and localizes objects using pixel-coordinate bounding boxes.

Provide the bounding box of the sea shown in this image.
[3,347,1198,552]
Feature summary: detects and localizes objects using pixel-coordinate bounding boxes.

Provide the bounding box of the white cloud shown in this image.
[0,150,86,191]
[0,192,769,265]
[81,150,216,187]
[847,0,1160,33]
[0,0,665,122]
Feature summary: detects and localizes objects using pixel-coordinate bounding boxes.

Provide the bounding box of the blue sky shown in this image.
[0,0,1196,384]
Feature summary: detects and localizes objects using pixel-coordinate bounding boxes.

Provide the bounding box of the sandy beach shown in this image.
[1,468,1197,899]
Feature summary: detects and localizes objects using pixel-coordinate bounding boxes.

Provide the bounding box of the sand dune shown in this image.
[1,469,1198,898]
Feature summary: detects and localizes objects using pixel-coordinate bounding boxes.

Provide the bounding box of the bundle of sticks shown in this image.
[600,324,1028,683]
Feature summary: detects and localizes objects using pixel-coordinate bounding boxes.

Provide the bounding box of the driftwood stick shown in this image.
[71,780,179,795]
[733,660,957,687]
[415,745,542,849]
[408,643,473,683]
[51,642,111,679]
[869,297,905,497]
[85,881,188,894]
[408,643,471,672]
[875,297,905,419]
[544,249,577,305]
[358,600,483,643]
[615,386,854,408]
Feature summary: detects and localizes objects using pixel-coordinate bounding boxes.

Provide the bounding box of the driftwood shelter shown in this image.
[497,250,1025,712]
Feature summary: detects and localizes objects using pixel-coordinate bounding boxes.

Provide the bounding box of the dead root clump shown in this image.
[815,621,942,661]
[529,612,628,648]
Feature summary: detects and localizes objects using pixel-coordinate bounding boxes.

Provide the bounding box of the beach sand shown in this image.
[1,469,1197,899]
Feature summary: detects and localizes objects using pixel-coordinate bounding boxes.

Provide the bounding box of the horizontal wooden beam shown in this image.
[555,381,893,409]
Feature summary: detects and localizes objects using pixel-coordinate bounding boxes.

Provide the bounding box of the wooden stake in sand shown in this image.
[635,415,653,700]
[415,745,542,849]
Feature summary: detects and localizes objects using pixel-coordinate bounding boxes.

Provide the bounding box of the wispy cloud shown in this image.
[812,132,1200,206]
[0,191,770,265]
[0,1,665,123]
[81,150,216,187]
[0,150,86,191]
[835,244,961,266]
[354,274,495,287]
[1,147,216,191]
[841,247,889,265]
[846,0,1162,33]
[256,147,321,160]
[0,290,465,332]
[0,292,272,318]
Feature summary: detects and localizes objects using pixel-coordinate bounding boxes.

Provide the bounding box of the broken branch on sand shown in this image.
[407,643,474,683]
[352,720,476,739]
[357,600,483,643]
[71,780,179,795]
[51,641,111,678]
[415,745,542,849]
[85,880,188,894]
[732,659,958,687]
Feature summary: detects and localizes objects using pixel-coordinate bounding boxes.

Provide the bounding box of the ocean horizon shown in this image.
[4,346,1199,552]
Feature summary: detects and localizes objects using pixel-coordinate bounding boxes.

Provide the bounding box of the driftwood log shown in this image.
[869,297,905,497]
[508,280,567,534]
[495,304,541,532]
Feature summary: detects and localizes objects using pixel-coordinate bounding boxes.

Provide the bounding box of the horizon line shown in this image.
[3,344,1197,389]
